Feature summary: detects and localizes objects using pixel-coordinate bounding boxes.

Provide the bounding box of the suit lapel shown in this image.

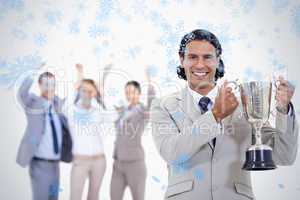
[177,86,202,122]
[177,86,215,151]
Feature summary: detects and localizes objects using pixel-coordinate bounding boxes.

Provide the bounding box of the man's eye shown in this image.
[204,55,214,59]
[189,55,197,59]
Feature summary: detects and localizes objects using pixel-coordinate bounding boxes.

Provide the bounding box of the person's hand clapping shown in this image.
[275,76,295,114]
[212,80,239,122]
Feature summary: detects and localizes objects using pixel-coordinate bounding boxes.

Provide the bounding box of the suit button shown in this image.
[213,158,217,163]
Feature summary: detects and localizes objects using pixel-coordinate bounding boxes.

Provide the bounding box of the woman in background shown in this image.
[64,63,110,200]
[110,70,156,200]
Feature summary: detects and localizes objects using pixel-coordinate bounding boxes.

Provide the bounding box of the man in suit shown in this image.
[150,29,298,200]
[16,69,72,200]
[110,73,156,200]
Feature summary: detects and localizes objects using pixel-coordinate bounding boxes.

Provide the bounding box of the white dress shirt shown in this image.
[188,84,218,112]
[66,103,107,156]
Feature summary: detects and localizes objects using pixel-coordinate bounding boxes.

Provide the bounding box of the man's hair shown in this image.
[38,72,55,84]
[177,29,225,81]
[125,80,141,94]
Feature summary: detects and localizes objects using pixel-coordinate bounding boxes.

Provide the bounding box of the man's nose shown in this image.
[194,60,206,68]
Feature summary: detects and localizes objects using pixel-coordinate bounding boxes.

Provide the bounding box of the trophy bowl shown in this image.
[240,81,276,171]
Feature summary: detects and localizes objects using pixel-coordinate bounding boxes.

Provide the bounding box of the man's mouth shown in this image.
[191,71,209,79]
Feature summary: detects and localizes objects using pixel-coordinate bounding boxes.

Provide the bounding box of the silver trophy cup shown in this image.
[239,81,276,170]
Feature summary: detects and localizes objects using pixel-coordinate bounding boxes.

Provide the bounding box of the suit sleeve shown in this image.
[17,75,34,108]
[262,103,299,165]
[150,98,222,164]
[146,84,156,110]
[143,84,156,123]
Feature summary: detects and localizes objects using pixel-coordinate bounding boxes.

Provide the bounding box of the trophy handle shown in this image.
[226,79,243,103]
[272,76,281,89]
[226,79,240,91]
[221,79,247,121]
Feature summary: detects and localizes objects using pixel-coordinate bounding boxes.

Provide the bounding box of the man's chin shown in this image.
[42,92,55,100]
[191,80,214,90]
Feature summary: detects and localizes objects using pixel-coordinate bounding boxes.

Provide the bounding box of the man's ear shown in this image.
[215,56,221,72]
[38,84,42,92]
[217,56,220,65]
[179,55,184,66]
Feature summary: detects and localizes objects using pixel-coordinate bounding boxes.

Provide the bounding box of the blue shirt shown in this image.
[34,98,63,160]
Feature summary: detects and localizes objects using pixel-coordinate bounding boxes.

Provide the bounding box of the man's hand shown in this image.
[75,63,83,72]
[114,105,124,113]
[212,81,239,122]
[275,76,295,114]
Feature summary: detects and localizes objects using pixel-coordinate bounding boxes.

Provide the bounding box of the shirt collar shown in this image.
[41,97,59,114]
[188,84,218,106]
[41,97,52,109]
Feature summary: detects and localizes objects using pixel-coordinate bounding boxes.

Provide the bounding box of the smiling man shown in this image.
[16,70,72,200]
[150,29,299,200]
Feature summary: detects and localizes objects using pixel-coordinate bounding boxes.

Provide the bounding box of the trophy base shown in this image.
[242,149,277,171]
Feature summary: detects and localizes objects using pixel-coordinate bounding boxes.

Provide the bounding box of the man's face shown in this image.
[39,76,56,100]
[180,40,219,91]
[125,84,140,105]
